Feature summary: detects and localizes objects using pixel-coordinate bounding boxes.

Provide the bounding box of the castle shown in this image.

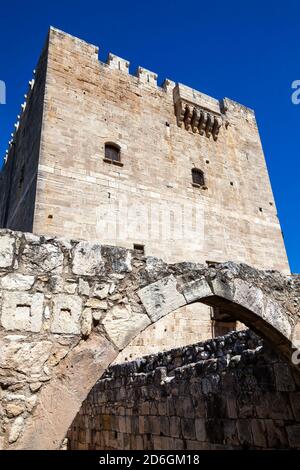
[0,27,288,272]
[0,28,299,451]
[0,27,290,358]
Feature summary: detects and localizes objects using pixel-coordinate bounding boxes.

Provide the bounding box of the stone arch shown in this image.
[0,230,298,449]
[137,273,294,362]
[14,274,297,450]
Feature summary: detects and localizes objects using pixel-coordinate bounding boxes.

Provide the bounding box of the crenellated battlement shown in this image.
[135,66,158,87]
[0,27,289,277]
[1,27,257,166]
[2,71,36,168]
[106,53,130,73]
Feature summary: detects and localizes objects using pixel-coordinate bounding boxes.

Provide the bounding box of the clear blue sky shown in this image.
[0,0,299,272]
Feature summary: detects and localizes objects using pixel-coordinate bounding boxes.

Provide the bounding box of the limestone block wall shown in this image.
[34,28,288,271]
[115,304,214,362]
[115,304,245,363]
[0,229,235,448]
[68,330,300,450]
[0,27,289,272]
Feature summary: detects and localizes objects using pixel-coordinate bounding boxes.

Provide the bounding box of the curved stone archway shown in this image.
[0,229,299,449]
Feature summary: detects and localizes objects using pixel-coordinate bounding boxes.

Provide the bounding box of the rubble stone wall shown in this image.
[68,330,300,450]
[0,229,298,449]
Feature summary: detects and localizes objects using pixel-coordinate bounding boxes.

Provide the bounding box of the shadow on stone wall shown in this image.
[68,330,300,450]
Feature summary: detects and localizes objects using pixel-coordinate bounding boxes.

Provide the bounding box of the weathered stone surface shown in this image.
[17,333,117,450]
[138,275,186,322]
[50,294,83,334]
[263,299,292,339]
[1,292,44,332]
[265,420,288,448]
[85,298,107,309]
[181,418,195,440]
[1,273,35,290]
[195,418,207,442]
[21,242,63,274]
[29,382,42,393]
[78,278,90,296]
[25,395,37,412]
[233,280,264,317]
[274,363,296,392]
[211,278,235,302]
[81,308,93,337]
[64,282,77,294]
[182,279,212,303]
[236,419,252,447]
[92,309,104,322]
[251,419,267,448]
[103,304,151,349]
[102,247,132,274]
[72,242,103,276]
[5,403,25,418]
[286,424,300,448]
[0,229,298,450]
[9,417,24,443]
[0,338,53,375]
[0,234,15,268]
[69,330,300,450]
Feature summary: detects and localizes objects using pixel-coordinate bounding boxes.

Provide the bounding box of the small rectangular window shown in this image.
[18,164,25,189]
[133,244,145,255]
[211,307,237,338]
[105,143,120,162]
[192,168,205,187]
[206,260,221,267]
[104,143,123,167]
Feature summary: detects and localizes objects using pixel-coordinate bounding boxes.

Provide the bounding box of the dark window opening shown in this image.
[133,244,145,255]
[211,307,237,338]
[192,168,205,187]
[17,303,30,309]
[18,164,25,189]
[206,260,221,267]
[104,143,123,166]
[61,308,72,315]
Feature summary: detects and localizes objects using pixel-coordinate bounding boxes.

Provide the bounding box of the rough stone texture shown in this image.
[1,273,35,291]
[0,228,298,450]
[9,417,24,444]
[115,303,240,363]
[0,27,289,274]
[138,275,186,322]
[50,294,83,334]
[0,234,15,268]
[0,27,294,449]
[72,242,103,276]
[1,292,44,332]
[68,331,300,450]
[103,304,151,349]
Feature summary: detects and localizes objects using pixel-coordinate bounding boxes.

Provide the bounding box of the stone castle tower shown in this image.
[0,27,290,357]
